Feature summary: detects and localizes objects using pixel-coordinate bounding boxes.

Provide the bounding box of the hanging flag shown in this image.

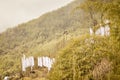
[21,55,35,72]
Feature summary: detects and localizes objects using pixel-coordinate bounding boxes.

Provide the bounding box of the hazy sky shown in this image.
[0,0,73,32]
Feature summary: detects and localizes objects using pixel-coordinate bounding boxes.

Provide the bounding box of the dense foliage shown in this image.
[48,0,120,80]
[48,35,120,80]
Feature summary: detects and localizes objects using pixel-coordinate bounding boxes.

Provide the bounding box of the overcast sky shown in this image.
[0,0,73,32]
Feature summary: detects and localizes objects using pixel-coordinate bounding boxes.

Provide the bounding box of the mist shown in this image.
[0,0,73,32]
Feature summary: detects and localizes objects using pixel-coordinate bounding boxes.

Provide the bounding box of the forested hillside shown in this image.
[0,0,89,79]
[0,0,87,56]
[0,0,120,80]
[49,0,120,80]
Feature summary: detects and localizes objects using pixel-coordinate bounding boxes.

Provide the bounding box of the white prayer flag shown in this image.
[90,28,93,35]
[37,56,55,71]
[21,55,35,71]
[100,27,105,36]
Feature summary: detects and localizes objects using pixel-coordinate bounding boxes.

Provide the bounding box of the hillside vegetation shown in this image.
[49,35,120,80]
[0,0,89,79]
[48,0,120,80]
[0,0,120,80]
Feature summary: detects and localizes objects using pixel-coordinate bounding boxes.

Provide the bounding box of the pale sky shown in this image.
[0,0,73,32]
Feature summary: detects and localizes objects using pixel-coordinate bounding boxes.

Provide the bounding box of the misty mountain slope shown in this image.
[0,0,88,56]
[0,0,89,77]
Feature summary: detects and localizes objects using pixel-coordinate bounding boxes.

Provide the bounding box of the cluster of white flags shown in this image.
[90,25,110,36]
[96,25,110,36]
[90,20,110,36]
[21,55,34,71]
[38,57,55,71]
[22,55,55,72]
